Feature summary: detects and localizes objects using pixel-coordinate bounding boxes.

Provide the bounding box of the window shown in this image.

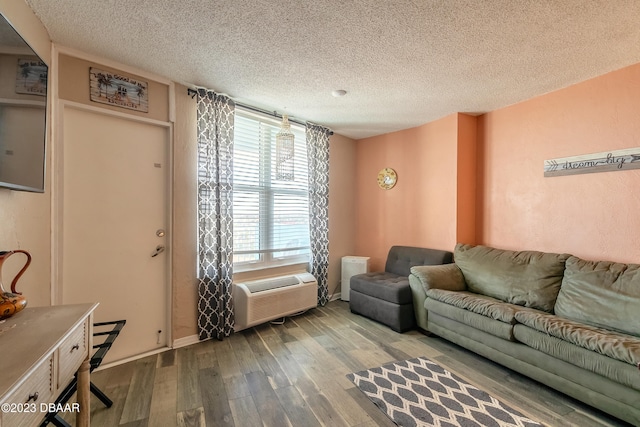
[233,108,310,271]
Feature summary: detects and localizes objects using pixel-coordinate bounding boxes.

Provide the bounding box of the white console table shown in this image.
[0,303,98,427]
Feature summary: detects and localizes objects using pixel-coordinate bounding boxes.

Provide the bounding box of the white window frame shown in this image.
[232,107,310,273]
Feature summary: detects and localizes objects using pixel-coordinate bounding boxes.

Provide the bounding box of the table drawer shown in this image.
[1,354,54,427]
[57,319,88,388]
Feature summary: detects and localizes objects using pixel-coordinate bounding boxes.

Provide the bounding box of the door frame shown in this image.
[51,99,174,356]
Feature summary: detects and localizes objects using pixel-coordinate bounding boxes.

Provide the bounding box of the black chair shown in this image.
[41,320,126,427]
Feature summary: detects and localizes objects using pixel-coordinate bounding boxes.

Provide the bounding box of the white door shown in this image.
[61,106,169,363]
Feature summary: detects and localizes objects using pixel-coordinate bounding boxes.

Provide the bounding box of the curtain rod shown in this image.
[187,88,333,135]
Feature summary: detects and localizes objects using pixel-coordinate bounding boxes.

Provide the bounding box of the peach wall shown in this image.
[478,63,640,263]
[355,114,465,271]
[456,114,477,244]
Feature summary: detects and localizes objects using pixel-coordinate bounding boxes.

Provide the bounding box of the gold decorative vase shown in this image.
[0,250,31,320]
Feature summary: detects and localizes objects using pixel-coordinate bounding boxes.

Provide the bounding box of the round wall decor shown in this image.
[377,167,397,190]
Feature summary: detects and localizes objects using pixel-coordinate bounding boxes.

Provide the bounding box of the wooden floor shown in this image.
[65,301,631,427]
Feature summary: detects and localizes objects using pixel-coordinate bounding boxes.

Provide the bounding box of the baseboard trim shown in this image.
[95,346,170,371]
[172,334,200,349]
[97,335,203,371]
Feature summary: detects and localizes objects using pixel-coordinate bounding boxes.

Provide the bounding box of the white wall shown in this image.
[0,1,358,338]
[0,1,51,306]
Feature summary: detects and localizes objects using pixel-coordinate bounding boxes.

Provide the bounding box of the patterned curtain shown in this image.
[306,123,331,306]
[196,89,235,340]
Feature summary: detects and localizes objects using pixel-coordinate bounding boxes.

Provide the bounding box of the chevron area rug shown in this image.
[347,356,543,427]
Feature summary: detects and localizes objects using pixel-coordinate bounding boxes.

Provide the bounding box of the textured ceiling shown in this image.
[22,0,640,139]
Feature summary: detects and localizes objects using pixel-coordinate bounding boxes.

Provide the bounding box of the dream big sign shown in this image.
[544,147,640,177]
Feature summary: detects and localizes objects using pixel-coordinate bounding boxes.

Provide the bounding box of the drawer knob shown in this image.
[71,343,80,352]
[26,392,39,403]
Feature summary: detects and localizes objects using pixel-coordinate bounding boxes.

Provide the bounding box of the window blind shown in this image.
[233,108,310,268]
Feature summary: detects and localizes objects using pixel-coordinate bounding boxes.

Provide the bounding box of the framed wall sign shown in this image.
[15,58,47,96]
[89,67,148,112]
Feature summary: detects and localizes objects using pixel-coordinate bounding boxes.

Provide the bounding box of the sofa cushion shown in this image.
[350,272,412,304]
[454,243,570,312]
[426,289,524,324]
[514,310,640,366]
[385,246,453,277]
[424,298,515,340]
[513,324,640,392]
[555,256,640,338]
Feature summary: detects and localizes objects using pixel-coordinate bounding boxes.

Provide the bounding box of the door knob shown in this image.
[151,245,165,257]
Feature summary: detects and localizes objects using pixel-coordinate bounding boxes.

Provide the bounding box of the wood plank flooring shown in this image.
[63,301,632,426]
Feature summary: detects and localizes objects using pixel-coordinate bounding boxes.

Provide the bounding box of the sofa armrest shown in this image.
[410,264,466,292]
[408,264,466,330]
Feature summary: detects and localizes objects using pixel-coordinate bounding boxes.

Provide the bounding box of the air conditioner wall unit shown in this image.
[233,272,317,331]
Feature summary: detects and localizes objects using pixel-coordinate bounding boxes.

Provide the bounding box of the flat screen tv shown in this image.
[0,13,47,193]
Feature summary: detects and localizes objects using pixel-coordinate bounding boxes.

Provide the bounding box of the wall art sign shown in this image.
[15,58,47,96]
[544,147,640,177]
[89,67,148,112]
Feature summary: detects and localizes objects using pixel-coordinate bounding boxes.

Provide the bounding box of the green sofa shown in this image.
[408,243,640,425]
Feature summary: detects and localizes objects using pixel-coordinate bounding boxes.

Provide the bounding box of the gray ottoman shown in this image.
[349,246,453,332]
